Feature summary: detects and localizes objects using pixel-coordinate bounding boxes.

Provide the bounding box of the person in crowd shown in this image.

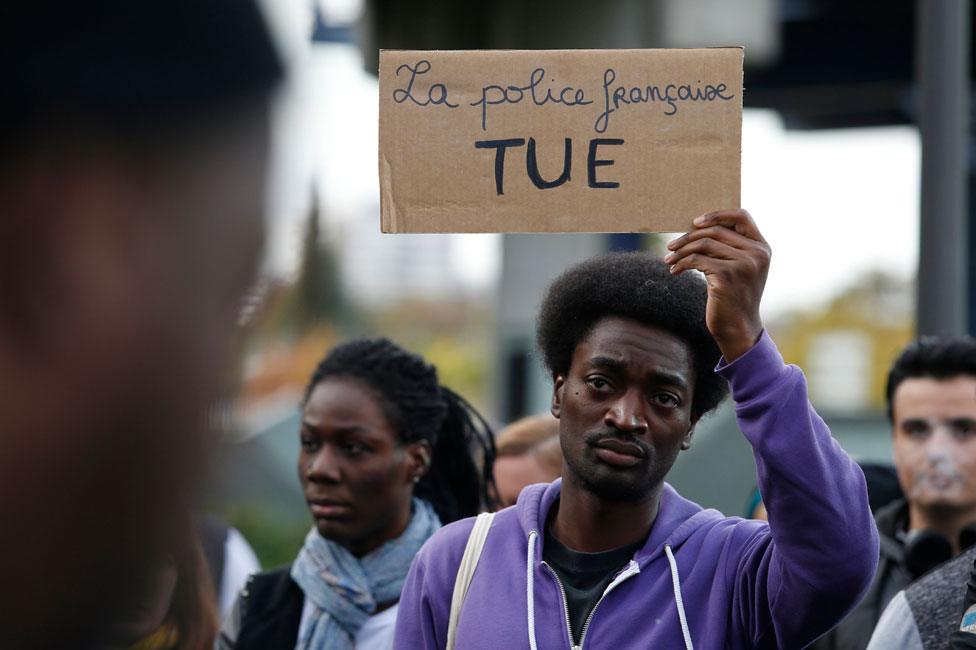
[743,485,768,521]
[493,413,563,509]
[867,546,976,649]
[815,337,976,649]
[0,3,283,647]
[394,209,878,650]
[217,338,496,649]
[197,516,262,622]
[102,522,220,650]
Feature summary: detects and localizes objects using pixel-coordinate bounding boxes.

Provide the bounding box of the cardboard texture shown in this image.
[379,48,743,233]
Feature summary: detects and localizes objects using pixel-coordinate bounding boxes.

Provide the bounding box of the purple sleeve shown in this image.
[717,331,879,648]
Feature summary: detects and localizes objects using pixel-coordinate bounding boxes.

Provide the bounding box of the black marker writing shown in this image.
[470,68,593,131]
[476,136,621,195]
[588,138,624,188]
[393,60,459,108]
[594,68,734,133]
[475,138,526,195]
[526,137,572,189]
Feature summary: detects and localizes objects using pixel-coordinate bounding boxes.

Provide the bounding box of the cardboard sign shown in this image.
[378,48,743,233]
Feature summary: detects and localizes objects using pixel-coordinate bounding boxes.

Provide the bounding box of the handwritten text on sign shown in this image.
[379,49,743,233]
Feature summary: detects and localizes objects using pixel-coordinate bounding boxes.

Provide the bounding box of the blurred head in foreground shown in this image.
[493,413,562,508]
[0,2,283,646]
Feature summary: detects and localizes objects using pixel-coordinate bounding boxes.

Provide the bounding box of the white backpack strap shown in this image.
[446,511,495,650]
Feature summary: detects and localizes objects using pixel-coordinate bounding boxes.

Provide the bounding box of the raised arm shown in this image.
[667,210,879,647]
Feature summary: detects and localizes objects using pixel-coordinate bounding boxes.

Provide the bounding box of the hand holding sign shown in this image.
[665,209,770,362]
[379,49,744,233]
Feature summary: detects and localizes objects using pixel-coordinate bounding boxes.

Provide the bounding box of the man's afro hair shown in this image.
[536,251,728,418]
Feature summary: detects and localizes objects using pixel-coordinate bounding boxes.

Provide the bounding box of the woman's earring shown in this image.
[412,475,421,484]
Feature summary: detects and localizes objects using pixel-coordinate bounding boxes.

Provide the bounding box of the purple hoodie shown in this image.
[394,333,879,649]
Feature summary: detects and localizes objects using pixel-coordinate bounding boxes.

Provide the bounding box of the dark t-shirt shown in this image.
[543,523,644,645]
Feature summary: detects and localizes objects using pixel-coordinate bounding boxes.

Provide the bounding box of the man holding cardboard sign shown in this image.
[394,209,879,649]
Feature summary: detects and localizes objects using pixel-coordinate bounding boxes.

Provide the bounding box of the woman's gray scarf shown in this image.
[290,498,441,649]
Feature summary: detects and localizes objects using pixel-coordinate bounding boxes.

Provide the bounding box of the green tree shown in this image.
[276,191,356,335]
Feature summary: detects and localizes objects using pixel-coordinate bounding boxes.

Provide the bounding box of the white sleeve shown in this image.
[219,528,262,622]
[866,591,923,650]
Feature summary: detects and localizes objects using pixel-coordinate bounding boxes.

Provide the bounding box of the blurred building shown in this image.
[772,271,914,414]
[337,209,465,308]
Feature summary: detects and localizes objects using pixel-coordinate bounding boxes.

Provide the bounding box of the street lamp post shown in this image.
[916,0,970,337]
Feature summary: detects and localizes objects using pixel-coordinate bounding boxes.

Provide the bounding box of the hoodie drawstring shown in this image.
[527,530,540,650]
[665,543,694,650]
[527,532,693,650]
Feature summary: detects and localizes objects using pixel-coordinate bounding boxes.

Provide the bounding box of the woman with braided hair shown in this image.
[217,338,496,650]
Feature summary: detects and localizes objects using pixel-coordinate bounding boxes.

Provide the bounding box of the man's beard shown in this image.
[564,429,661,501]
